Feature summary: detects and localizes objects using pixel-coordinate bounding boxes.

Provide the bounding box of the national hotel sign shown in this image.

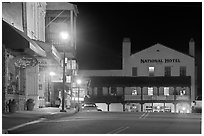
[140,59,180,64]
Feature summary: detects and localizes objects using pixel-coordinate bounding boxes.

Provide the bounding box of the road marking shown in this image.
[7,118,46,132]
[113,126,129,134]
[143,112,149,118]
[139,112,149,119]
[107,126,129,134]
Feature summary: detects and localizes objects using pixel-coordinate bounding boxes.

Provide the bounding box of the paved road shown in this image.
[10,112,201,134]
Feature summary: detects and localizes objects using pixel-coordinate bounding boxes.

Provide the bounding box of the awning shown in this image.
[2,20,46,57]
[88,76,191,87]
[33,40,61,64]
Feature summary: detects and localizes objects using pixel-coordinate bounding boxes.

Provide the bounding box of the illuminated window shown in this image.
[180,90,186,95]
[148,87,153,95]
[66,76,71,83]
[149,67,154,76]
[164,87,169,96]
[132,89,137,95]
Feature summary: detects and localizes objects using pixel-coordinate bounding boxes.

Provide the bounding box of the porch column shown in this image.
[174,102,177,113]
[107,103,110,111]
[122,102,125,112]
[141,102,144,112]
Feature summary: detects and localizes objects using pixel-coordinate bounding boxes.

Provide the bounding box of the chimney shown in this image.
[122,37,131,69]
[189,38,195,57]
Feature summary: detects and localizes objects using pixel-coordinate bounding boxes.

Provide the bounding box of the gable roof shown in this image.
[131,43,194,59]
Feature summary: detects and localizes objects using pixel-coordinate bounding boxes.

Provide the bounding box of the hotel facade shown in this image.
[79,38,195,113]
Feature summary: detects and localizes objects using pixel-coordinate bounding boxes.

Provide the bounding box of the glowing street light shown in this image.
[60,31,70,112]
[60,32,69,40]
[76,79,82,85]
[49,72,56,76]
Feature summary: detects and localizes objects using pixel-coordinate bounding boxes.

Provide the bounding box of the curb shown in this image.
[3,110,79,134]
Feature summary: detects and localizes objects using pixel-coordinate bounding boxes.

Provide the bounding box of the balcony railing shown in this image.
[143,95,152,100]
[86,94,190,103]
[176,95,190,100]
[143,95,175,100]
[124,95,141,101]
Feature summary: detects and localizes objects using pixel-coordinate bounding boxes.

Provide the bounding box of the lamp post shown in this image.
[60,32,69,112]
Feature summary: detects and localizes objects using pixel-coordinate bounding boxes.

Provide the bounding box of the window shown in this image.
[180,90,186,95]
[180,66,186,76]
[109,87,117,96]
[97,87,103,96]
[116,87,123,96]
[132,67,137,76]
[165,66,171,76]
[132,89,137,95]
[149,67,155,76]
[102,87,108,96]
[164,87,169,96]
[148,87,153,95]
[93,87,97,96]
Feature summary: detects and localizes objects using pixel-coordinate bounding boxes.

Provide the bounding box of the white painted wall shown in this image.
[110,103,123,112]
[26,2,46,41]
[96,103,107,111]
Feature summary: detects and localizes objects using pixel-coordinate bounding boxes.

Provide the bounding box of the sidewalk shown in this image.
[2,107,78,133]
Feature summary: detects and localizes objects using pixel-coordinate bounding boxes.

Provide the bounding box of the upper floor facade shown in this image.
[2,2,46,41]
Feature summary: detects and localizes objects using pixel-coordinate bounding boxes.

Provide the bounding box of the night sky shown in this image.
[73,2,202,95]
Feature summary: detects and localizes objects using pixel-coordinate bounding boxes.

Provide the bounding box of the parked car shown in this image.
[82,103,102,112]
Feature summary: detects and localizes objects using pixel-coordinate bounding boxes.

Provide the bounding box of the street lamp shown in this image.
[60,31,69,112]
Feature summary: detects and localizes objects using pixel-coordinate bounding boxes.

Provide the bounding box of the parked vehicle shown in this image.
[192,96,202,113]
[82,103,102,112]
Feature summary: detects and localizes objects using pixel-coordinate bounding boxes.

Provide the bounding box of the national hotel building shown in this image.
[79,38,196,113]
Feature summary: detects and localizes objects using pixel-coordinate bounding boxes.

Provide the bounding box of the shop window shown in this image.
[180,66,186,76]
[148,87,153,95]
[132,67,137,76]
[164,66,171,76]
[164,87,169,96]
[149,67,154,76]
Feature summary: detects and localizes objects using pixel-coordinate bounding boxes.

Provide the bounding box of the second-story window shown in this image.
[148,87,153,95]
[149,67,154,76]
[180,90,186,95]
[132,67,137,76]
[164,87,169,96]
[180,66,186,76]
[109,87,117,96]
[132,89,137,95]
[164,66,171,76]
